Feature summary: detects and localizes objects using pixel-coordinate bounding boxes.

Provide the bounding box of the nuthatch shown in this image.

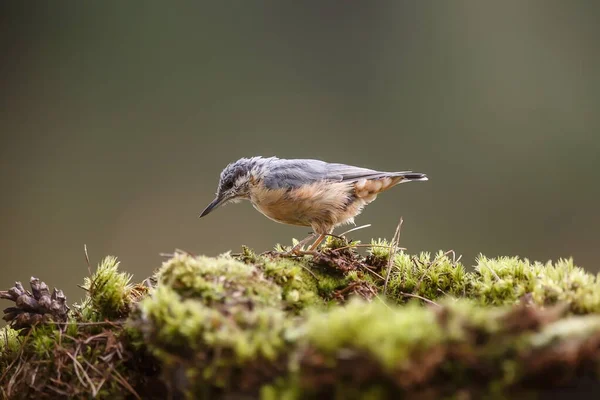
[200,157,428,253]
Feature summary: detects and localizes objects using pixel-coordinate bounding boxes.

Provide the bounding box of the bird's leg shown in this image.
[307,227,334,252]
[282,227,334,256]
[307,234,326,252]
[288,232,317,255]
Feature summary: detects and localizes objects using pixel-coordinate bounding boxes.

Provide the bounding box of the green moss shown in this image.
[531,258,600,313]
[237,243,600,314]
[239,245,258,264]
[366,238,393,265]
[368,251,600,313]
[64,318,79,337]
[314,272,348,298]
[147,253,306,356]
[7,321,153,399]
[138,286,207,350]
[139,284,291,361]
[82,256,134,320]
[528,314,600,348]
[468,256,600,312]
[437,298,506,341]
[322,234,359,251]
[273,237,303,253]
[157,252,283,308]
[470,255,538,306]
[30,325,58,358]
[138,284,292,394]
[257,256,351,303]
[236,247,361,310]
[0,326,19,356]
[260,383,295,400]
[305,298,443,370]
[28,324,83,360]
[4,242,600,399]
[137,251,298,393]
[271,298,600,398]
[384,250,470,303]
[260,258,320,310]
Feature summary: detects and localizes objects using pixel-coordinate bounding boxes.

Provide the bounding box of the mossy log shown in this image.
[2,237,600,399]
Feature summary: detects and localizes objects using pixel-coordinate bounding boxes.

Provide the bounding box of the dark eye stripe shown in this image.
[222,181,234,190]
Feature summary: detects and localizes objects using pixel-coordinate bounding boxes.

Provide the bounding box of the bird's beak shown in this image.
[199,195,226,218]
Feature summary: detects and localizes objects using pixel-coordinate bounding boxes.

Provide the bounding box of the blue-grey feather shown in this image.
[261,158,413,190]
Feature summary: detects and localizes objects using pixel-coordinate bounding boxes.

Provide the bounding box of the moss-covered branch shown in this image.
[2,237,600,399]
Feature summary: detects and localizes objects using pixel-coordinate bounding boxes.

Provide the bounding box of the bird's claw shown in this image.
[277,246,317,257]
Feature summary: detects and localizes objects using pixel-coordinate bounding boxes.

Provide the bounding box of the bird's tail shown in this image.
[397,172,428,182]
[353,170,428,196]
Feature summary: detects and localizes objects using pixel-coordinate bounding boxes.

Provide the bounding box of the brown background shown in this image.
[1,2,599,315]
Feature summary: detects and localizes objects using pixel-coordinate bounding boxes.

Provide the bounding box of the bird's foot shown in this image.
[280,246,317,257]
[273,233,319,257]
[262,246,315,258]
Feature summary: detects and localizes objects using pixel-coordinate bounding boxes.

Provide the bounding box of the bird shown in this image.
[199,156,428,254]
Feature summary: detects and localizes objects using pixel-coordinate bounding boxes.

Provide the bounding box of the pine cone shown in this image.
[1,277,70,333]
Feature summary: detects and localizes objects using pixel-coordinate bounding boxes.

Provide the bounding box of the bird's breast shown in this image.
[249,181,355,227]
[250,196,310,226]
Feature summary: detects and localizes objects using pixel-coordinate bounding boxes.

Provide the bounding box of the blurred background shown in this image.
[1,2,599,311]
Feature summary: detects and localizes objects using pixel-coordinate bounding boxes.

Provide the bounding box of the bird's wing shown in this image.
[263,159,411,189]
[326,163,410,182]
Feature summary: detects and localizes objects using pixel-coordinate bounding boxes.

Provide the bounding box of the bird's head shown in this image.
[199,157,267,218]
